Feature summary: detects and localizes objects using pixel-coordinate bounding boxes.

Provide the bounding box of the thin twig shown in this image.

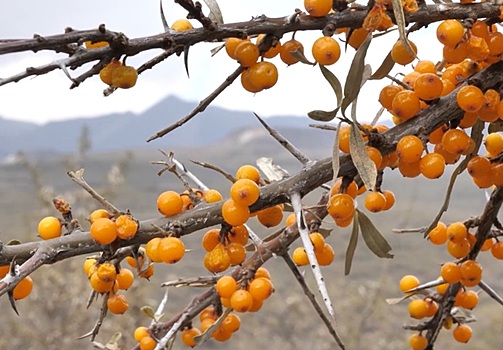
[161,275,218,288]
[190,160,236,183]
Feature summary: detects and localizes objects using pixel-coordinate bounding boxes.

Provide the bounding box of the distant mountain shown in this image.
[0,95,321,160]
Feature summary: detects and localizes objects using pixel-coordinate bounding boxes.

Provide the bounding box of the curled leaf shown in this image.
[344,211,359,275]
[203,0,224,24]
[290,49,316,66]
[357,209,393,258]
[140,306,156,319]
[370,51,395,80]
[349,124,377,192]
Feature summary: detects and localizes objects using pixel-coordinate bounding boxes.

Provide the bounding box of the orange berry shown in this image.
[212,327,232,342]
[107,293,129,314]
[347,28,369,50]
[309,232,326,253]
[225,242,247,266]
[481,238,494,252]
[203,189,223,203]
[484,132,503,154]
[222,199,250,226]
[256,34,282,58]
[398,159,421,178]
[199,307,217,322]
[447,238,471,259]
[399,274,420,293]
[37,216,62,240]
[158,237,185,264]
[327,193,355,220]
[419,153,445,179]
[436,20,464,48]
[181,327,201,348]
[491,241,503,259]
[424,298,438,317]
[453,324,472,343]
[134,326,149,343]
[409,333,428,350]
[414,60,436,74]
[330,178,358,198]
[428,222,448,245]
[467,155,491,178]
[255,267,271,280]
[312,36,341,65]
[366,146,383,169]
[433,143,460,165]
[90,217,117,245]
[90,271,114,293]
[441,128,471,155]
[447,222,468,243]
[456,85,484,113]
[443,42,468,64]
[204,243,231,273]
[83,258,98,277]
[234,41,260,68]
[257,205,283,228]
[230,179,260,206]
[157,191,183,217]
[89,209,110,224]
[304,0,333,17]
[316,243,335,266]
[489,31,503,56]
[280,39,304,65]
[458,289,479,309]
[440,262,461,283]
[138,264,154,279]
[491,163,503,187]
[170,19,193,31]
[249,277,274,301]
[225,37,248,59]
[228,225,249,245]
[216,275,239,299]
[230,289,254,312]
[382,190,396,210]
[392,90,421,120]
[139,336,157,350]
[466,35,490,61]
[292,247,309,266]
[221,313,241,333]
[397,135,424,163]
[441,79,457,97]
[436,280,449,295]
[364,191,387,213]
[97,262,117,282]
[408,299,429,319]
[99,59,122,85]
[111,65,138,89]
[235,165,260,183]
[459,259,482,287]
[248,297,263,312]
[247,61,278,90]
[115,215,138,240]
[13,276,33,300]
[85,40,108,49]
[116,268,134,290]
[413,73,443,101]
[145,237,162,263]
[391,39,417,65]
[379,85,403,110]
[202,229,220,252]
[285,213,297,227]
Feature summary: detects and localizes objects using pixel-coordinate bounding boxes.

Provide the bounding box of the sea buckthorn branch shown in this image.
[174,0,216,29]
[0,3,500,89]
[423,186,503,349]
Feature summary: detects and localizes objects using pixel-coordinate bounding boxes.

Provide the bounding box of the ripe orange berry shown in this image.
[204,243,231,273]
[230,289,254,312]
[327,193,355,220]
[440,262,461,283]
[379,85,403,110]
[436,20,464,48]
[157,191,183,217]
[491,241,503,259]
[481,238,494,252]
[491,163,503,187]
[447,222,468,243]
[434,143,460,165]
[312,36,341,65]
[249,277,274,301]
[285,213,297,227]
[234,41,260,68]
[408,299,429,319]
[424,298,438,317]
[240,68,261,93]
[83,258,98,277]
[441,79,457,97]
[399,274,420,293]
[257,205,283,228]
[230,179,260,206]
[216,275,239,299]
[212,326,232,342]
[37,216,62,240]
[139,336,157,350]
[366,146,383,169]
[199,307,217,322]
[100,59,122,85]
[459,259,482,287]
[13,276,33,300]
[202,229,221,252]
[170,19,193,31]
[221,313,241,333]
[467,155,491,178]
[116,268,134,290]
[398,159,421,178]
[256,34,282,58]
[202,189,223,203]
[158,237,185,264]
[330,178,358,198]
[489,31,503,56]
[97,262,117,282]
[228,225,249,245]
[309,232,326,253]
[458,289,479,309]
[115,215,138,240]
[364,191,387,213]
[247,61,278,90]
[225,37,248,59]
[441,128,471,155]
[90,271,114,293]
[134,326,149,343]
[222,199,250,226]
[304,0,333,17]
[107,293,129,314]
[456,85,484,113]
[391,39,417,65]
[90,217,118,245]
[394,142,420,167]
[145,237,162,263]
[419,153,445,179]
[316,243,335,266]
[428,221,448,245]
[447,238,471,259]
[235,165,261,183]
[138,264,154,279]
[89,209,110,224]
[413,73,443,101]
[181,327,201,348]
[292,247,309,266]
[255,267,271,280]
[225,242,247,265]
[280,39,304,65]
[466,35,490,61]
[443,42,468,64]
[111,65,138,89]
[392,90,421,120]
[409,333,428,350]
[453,324,472,343]
[484,132,503,154]
[382,190,396,211]
[414,60,436,74]
[85,40,108,49]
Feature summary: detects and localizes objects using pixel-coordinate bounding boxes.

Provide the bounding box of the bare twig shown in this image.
[190,160,236,184]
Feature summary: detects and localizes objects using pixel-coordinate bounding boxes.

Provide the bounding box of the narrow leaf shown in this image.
[203,0,224,24]
[340,32,372,116]
[331,120,343,181]
[210,43,225,57]
[184,45,190,78]
[390,0,417,59]
[290,49,316,66]
[349,124,377,191]
[344,211,359,275]
[140,306,156,319]
[370,51,395,80]
[358,209,393,258]
[308,65,343,121]
[160,0,170,32]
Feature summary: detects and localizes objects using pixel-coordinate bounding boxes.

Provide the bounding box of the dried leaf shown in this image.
[332,120,343,181]
[140,306,156,319]
[203,0,224,24]
[370,51,395,80]
[308,65,343,121]
[358,209,393,258]
[307,110,337,122]
[160,0,170,32]
[341,32,372,116]
[290,49,316,66]
[391,0,417,59]
[344,211,359,275]
[349,124,377,191]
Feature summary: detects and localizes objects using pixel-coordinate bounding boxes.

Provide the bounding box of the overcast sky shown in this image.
[0,0,441,124]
